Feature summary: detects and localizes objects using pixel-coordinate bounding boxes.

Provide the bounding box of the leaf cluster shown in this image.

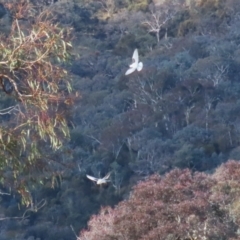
[0,2,74,203]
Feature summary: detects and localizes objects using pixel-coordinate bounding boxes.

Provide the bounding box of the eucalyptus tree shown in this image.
[0,1,73,204]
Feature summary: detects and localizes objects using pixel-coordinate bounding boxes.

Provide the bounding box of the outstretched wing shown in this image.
[86,175,98,182]
[129,49,139,68]
[102,172,111,180]
[125,67,136,75]
[137,62,143,71]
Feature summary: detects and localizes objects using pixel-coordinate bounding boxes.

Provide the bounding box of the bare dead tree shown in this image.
[97,0,115,18]
[142,4,177,43]
[184,105,195,126]
[112,171,123,196]
[208,64,229,87]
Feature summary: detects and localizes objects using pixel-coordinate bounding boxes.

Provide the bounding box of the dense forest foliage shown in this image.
[0,0,240,239]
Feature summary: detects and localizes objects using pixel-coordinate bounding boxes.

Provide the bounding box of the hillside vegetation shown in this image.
[1,0,240,239]
[80,161,240,240]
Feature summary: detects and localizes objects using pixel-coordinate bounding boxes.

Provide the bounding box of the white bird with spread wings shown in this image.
[125,49,143,75]
[86,172,111,185]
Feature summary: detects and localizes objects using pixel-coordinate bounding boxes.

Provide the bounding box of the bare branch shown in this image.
[0,105,19,115]
[142,4,177,43]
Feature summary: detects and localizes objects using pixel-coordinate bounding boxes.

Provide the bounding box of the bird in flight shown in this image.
[125,49,143,75]
[86,172,111,185]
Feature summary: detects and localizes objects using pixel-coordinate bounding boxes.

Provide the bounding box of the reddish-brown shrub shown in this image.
[211,160,240,227]
[80,166,239,240]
